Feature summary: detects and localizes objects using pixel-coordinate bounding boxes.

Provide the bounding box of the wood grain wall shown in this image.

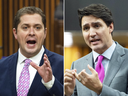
[0,0,2,59]
[0,0,63,58]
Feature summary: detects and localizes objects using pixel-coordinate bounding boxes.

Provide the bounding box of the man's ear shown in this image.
[109,23,114,34]
[44,28,47,39]
[13,28,17,40]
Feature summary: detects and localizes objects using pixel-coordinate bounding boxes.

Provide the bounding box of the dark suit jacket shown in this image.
[71,42,128,96]
[0,47,63,96]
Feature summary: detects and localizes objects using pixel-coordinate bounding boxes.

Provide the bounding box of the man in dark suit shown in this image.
[0,6,63,96]
[64,4,128,96]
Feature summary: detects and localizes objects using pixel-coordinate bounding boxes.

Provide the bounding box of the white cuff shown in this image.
[41,75,55,90]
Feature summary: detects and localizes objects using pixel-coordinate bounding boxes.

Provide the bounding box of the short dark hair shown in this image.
[13,6,46,30]
[78,4,114,28]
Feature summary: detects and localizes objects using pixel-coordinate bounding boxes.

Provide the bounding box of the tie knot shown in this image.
[98,55,104,62]
[24,59,31,66]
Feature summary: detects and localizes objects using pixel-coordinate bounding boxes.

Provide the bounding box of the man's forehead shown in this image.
[20,14,42,22]
[82,21,103,27]
[19,14,43,25]
[82,16,104,26]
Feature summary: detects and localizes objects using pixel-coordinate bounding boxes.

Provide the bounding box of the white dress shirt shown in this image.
[16,46,55,90]
[93,41,116,96]
[93,41,116,75]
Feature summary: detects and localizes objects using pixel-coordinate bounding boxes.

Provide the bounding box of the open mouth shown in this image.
[27,40,36,44]
[91,39,100,42]
[90,39,101,45]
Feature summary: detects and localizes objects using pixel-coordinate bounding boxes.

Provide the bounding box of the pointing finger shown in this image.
[30,62,40,70]
[88,64,95,74]
[44,54,48,58]
[44,54,49,62]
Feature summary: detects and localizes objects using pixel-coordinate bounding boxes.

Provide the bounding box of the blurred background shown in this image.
[64,0,128,71]
[0,0,63,59]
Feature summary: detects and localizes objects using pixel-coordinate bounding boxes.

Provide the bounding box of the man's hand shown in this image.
[64,69,76,96]
[30,54,52,83]
[75,65,102,95]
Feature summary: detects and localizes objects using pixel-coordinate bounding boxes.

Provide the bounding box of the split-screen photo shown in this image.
[0,0,128,96]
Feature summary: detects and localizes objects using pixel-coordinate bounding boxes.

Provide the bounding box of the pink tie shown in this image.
[17,59,31,96]
[95,55,104,83]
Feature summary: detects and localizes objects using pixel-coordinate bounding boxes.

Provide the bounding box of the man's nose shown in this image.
[29,27,35,36]
[89,28,96,38]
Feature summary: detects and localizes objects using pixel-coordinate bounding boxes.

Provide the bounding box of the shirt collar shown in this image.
[18,46,45,65]
[93,41,116,62]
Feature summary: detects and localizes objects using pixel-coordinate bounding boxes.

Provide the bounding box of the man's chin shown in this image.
[91,45,102,52]
[25,48,37,54]
[23,47,42,57]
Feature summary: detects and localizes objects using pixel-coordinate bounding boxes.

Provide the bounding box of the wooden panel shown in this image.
[0,0,2,59]
[9,0,13,55]
[3,0,8,56]
[19,0,23,9]
[54,0,63,55]
[50,0,55,52]
[45,0,50,50]
[30,0,34,6]
[13,0,19,53]
[24,0,29,6]
[40,0,44,11]
[54,20,63,55]
[35,0,39,7]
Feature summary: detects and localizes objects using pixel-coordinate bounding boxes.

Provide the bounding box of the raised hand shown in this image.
[75,65,102,95]
[30,54,52,83]
[64,69,76,96]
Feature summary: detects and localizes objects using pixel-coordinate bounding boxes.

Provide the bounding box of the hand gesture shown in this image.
[75,65,102,95]
[64,69,76,96]
[30,54,52,83]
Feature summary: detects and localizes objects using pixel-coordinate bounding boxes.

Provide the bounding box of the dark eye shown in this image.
[36,27,40,29]
[94,24,100,28]
[83,27,89,31]
[23,27,28,29]
[36,27,41,30]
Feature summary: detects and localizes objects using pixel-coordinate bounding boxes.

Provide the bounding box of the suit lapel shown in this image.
[27,71,42,95]
[86,53,100,96]
[83,53,97,96]
[9,52,18,96]
[27,52,44,95]
[85,53,100,96]
[84,52,94,75]
[28,47,51,95]
[103,43,125,86]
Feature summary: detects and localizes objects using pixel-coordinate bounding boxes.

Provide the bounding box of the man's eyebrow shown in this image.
[21,24,42,26]
[34,24,43,28]
[82,23,89,27]
[34,24,42,26]
[21,24,29,26]
[91,22,101,25]
[22,24,28,25]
